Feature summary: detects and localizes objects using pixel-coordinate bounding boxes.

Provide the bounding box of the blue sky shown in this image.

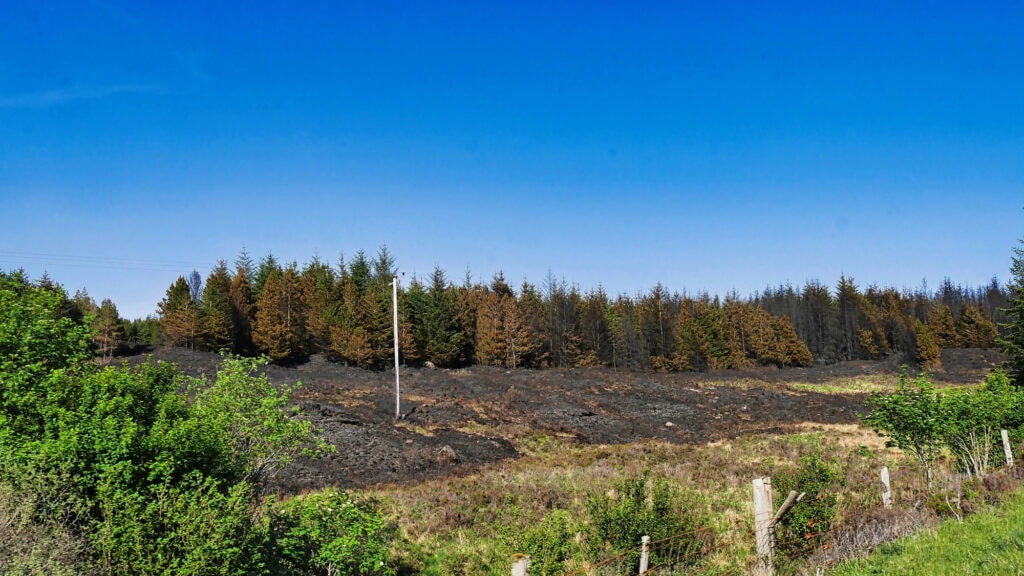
[1,1,1022,318]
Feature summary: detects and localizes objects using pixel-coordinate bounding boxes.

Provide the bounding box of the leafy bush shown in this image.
[0,272,339,574]
[863,370,945,487]
[939,369,1020,478]
[772,452,845,559]
[506,509,582,576]
[93,472,266,576]
[586,472,712,571]
[269,489,396,576]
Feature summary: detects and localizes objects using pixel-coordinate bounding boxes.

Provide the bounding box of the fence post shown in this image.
[880,466,892,509]
[752,477,774,576]
[511,554,530,576]
[639,535,651,574]
[1002,429,1015,467]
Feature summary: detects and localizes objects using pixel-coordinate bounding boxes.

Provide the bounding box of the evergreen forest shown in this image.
[121,246,1009,372]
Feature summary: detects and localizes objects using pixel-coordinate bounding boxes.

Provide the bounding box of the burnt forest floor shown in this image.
[125,347,1003,493]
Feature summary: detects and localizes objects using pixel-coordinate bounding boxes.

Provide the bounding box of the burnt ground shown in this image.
[127,347,1003,492]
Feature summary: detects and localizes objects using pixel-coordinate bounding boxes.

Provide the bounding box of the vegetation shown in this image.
[999,237,1024,386]
[146,247,1007,371]
[863,369,1023,487]
[0,270,392,575]
[832,488,1024,576]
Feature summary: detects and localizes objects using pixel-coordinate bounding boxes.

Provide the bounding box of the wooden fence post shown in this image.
[880,466,892,509]
[639,535,651,574]
[752,477,774,576]
[511,554,530,576]
[1002,429,1014,467]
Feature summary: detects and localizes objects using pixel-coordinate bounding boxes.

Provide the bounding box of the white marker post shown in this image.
[393,276,400,419]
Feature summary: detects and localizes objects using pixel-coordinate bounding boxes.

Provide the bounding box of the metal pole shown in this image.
[393,276,400,419]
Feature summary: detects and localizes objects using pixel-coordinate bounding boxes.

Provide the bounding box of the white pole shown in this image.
[639,535,651,574]
[393,276,400,419]
[881,466,892,509]
[752,477,774,576]
[1002,429,1014,467]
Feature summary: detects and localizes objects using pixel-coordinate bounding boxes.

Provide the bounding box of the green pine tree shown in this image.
[998,238,1024,385]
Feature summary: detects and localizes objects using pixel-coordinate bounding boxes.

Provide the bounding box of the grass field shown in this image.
[832,489,1024,576]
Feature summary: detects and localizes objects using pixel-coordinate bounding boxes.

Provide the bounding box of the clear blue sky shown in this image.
[1,1,1022,319]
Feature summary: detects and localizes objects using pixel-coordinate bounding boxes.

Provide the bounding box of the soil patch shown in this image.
[127,347,1000,492]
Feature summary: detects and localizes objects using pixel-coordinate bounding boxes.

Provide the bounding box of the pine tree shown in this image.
[957,304,998,348]
[159,276,201,349]
[202,261,233,351]
[229,268,255,354]
[93,298,123,361]
[251,267,305,361]
[475,290,503,366]
[253,272,292,360]
[926,302,959,348]
[999,239,1024,385]
[254,253,281,300]
[300,256,336,353]
[410,268,465,367]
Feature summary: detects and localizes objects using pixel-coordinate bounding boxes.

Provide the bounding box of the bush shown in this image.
[939,370,1020,478]
[863,370,945,487]
[269,489,396,576]
[586,472,712,571]
[93,472,266,576]
[772,452,845,561]
[507,510,583,576]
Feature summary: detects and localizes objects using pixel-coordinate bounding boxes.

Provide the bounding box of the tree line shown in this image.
[148,246,1006,372]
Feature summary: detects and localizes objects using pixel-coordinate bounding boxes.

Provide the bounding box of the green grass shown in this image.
[832,490,1024,576]
[789,379,891,394]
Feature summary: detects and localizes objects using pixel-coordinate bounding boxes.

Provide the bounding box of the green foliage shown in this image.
[505,510,582,576]
[999,238,1024,386]
[0,270,93,437]
[772,452,845,559]
[863,369,944,486]
[865,368,1024,483]
[270,489,395,576]
[192,356,330,490]
[831,489,1024,576]
[93,473,266,576]
[586,471,711,571]
[939,369,1021,477]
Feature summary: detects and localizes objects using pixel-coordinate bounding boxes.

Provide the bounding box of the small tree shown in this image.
[863,369,945,488]
[998,238,1024,386]
[270,489,395,576]
[941,369,1022,478]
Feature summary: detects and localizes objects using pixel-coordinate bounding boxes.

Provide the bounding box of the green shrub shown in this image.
[939,371,1020,478]
[93,472,266,576]
[772,452,845,561]
[507,509,583,576]
[270,489,396,576]
[863,370,944,487]
[586,472,712,571]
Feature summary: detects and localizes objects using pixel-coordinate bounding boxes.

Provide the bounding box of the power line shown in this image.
[0,250,213,273]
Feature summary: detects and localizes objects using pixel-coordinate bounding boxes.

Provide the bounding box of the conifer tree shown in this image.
[229,268,255,354]
[254,253,281,300]
[93,298,123,361]
[202,261,233,351]
[475,290,503,366]
[300,256,336,352]
[518,281,550,367]
[158,276,201,349]
[926,302,959,348]
[957,304,998,348]
[410,268,465,367]
[253,272,293,361]
[914,319,942,370]
[999,239,1024,385]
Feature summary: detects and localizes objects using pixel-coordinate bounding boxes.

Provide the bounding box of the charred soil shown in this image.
[128,347,1001,492]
